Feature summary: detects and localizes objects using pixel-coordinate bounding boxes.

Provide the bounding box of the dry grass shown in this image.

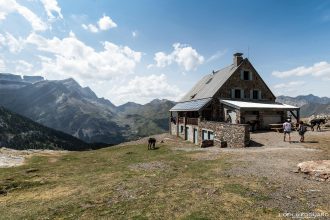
[0,131,329,219]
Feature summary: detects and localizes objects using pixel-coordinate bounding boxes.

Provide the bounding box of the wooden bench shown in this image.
[269,124,283,133]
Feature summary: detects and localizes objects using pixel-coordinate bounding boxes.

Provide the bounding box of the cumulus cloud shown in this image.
[150,43,204,71]
[97,15,117,30]
[82,24,98,33]
[40,0,63,21]
[0,32,25,53]
[82,14,117,33]
[109,74,182,105]
[272,61,330,78]
[25,31,142,81]
[0,0,47,31]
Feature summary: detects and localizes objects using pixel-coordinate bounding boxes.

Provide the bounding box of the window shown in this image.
[235,89,241,98]
[202,130,208,140]
[253,90,259,99]
[241,70,252,80]
[208,131,214,140]
[243,71,250,80]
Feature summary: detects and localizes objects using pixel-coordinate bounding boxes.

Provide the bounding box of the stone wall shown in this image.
[199,121,250,148]
[170,122,177,136]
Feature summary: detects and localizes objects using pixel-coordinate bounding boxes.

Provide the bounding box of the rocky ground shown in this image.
[0,148,67,168]
[119,128,330,215]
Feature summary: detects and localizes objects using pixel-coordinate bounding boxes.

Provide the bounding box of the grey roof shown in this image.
[170,98,212,112]
[180,64,238,102]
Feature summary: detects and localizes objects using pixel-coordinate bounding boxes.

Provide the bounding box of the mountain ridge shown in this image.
[0,73,175,144]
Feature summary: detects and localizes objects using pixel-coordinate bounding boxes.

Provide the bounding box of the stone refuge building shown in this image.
[169,53,300,148]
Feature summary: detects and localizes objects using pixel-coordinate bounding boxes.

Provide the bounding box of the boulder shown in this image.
[297,160,330,182]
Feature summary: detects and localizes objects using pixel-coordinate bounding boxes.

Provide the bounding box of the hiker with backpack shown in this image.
[298,121,307,142]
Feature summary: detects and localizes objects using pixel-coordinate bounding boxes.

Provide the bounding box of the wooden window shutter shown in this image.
[240,70,244,80]
[231,89,235,99]
[249,71,252,80]
[250,90,253,99]
[241,89,244,99]
[258,90,262,100]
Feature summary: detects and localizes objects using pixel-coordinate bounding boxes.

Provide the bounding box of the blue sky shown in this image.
[1,0,330,105]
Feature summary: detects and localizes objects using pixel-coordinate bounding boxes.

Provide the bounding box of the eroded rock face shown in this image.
[297,160,330,182]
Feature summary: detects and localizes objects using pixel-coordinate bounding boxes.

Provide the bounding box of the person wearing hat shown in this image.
[283,119,292,143]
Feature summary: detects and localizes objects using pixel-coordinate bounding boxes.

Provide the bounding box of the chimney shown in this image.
[233,52,243,67]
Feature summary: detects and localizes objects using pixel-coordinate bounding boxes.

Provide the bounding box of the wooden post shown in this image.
[169,111,173,135]
[176,112,179,137]
[297,109,300,123]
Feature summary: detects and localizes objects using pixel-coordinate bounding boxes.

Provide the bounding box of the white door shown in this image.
[228,111,237,124]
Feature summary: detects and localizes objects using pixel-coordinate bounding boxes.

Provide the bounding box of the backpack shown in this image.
[299,125,307,134]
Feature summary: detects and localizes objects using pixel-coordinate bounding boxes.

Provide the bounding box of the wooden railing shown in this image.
[186,118,198,125]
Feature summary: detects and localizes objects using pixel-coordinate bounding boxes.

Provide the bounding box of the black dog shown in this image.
[310,118,327,131]
[148,138,156,150]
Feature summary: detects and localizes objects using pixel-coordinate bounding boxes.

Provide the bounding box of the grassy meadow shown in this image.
[0,143,279,220]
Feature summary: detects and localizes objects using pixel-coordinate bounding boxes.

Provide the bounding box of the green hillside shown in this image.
[0,107,92,150]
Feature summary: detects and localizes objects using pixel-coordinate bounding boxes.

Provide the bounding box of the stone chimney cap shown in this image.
[233,52,243,57]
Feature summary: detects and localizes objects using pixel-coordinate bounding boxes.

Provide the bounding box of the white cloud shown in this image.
[82,14,117,33]
[82,24,98,33]
[15,60,33,73]
[0,32,25,53]
[206,49,227,63]
[0,0,47,31]
[26,32,142,81]
[273,81,306,89]
[272,61,330,78]
[40,0,63,21]
[97,15,117,30]
[109,74,182,105]
[132,31,137,38]
[272,81,306,96]
[0,59,5,71]
[151,43,204,71]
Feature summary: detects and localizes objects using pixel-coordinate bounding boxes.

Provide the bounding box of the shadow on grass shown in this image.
[147,147,160,150]
[248,140,264,147]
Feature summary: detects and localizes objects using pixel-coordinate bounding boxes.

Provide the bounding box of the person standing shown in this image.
[298,121,307,142]
[283,119,292,143]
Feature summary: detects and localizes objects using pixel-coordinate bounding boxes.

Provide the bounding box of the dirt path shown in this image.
[0,148,67,168]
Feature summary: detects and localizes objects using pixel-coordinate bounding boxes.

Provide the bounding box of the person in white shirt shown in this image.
[283,119,292,143]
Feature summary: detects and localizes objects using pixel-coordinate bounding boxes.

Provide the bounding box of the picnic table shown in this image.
[269,124,283,133]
